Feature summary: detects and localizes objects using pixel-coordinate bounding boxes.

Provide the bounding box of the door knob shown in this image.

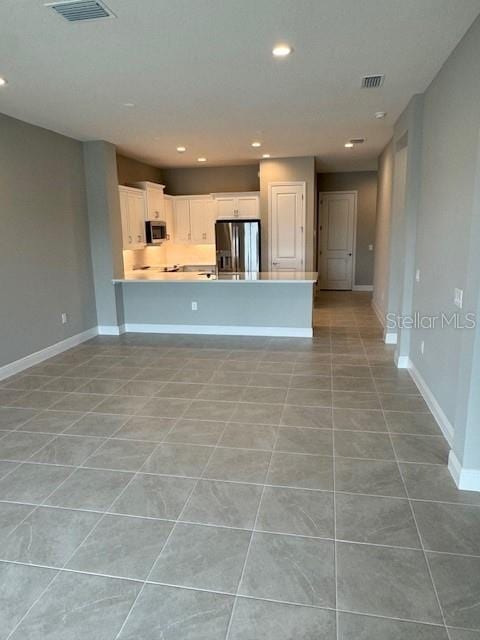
[348,252,352,256]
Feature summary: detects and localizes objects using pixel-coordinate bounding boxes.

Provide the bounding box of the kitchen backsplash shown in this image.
[123,243,215,271]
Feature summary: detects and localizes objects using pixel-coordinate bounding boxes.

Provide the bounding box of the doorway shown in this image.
[319,191,357,289]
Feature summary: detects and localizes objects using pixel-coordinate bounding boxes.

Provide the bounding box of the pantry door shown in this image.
[268,182,306,271]
[319,191,356,289]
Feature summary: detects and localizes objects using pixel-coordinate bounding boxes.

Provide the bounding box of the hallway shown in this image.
[0,292,478,639]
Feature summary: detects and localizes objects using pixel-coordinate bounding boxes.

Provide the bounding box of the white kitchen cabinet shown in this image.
[213,192,260,219]
[163,195,174,241]
[173,196,216,244]
[119,186,147,250]
[173,198,191,242]
[134,182,166,221]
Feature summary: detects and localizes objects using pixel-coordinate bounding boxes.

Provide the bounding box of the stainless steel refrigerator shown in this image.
[215,219,261,273]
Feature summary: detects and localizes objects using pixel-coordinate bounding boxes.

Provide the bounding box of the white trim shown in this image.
[122,323,312,337]
[448,450,480,492]
[407,359,454,446]
[385,332,397,344]
[352,285,373,292]
[0,327,98,381]
[396,355,409,369]
[371,299,385,327]
[97,325,122,336]
[318,190,357,290]
[268,181,306,271]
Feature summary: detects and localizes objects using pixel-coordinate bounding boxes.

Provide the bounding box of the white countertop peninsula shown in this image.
[114,270,318,284]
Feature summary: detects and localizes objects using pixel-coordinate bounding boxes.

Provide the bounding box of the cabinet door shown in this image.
[204,199,217,244]
[146,187,165,221]
[119,189,133,249]
[237,195,259,219]
[127,191,147,249]
[215,197,236,218]
[173,199,191,243]
[164,197,174,241]
[189,199,210,243]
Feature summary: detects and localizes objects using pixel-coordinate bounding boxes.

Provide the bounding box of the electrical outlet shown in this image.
[191,301,198,311]
[415,269,420,283]
[368,244,373,251]
[61,313,68,324]
[454,288,463,309]
[420,340,425,355]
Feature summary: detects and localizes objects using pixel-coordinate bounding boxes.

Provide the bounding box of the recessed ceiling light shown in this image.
[0,77,8,87]
[176,146,186,153]
[375,111,387,119]
[272,44,292,57]
[197,157,207,162]
[251,141,261,148]
[344,142,354,148]
[262,154,271,158]
[123,102,135,108]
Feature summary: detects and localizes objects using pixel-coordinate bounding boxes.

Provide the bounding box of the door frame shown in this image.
[318,190,358,290]
[268,181,306,270]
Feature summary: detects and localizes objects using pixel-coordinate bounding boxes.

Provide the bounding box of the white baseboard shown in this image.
[122,323,313,337]
[371,299,385,327]
[448,450,480,492]
[98,325,122,336]
[407,359,454,446]
[352,285,373,292]
[396,355,409,369]
[385,332,397,345]
[0,327,98,382]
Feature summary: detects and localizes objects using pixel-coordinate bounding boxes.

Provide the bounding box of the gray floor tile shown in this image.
[67,514,172,580]
[211,371,251,386]
[338,611,448,639]
[241,386,288,404]
[111,474,195,519]
[142,443,213,477]
[0,463,73,503]
[413,501,480,555]
[117,583,233,640]
[281,405,333,429]
[428,552,480,630]
[0,460,18,479]
[336,493,420,547]
[0,407,39,430]
[219,423,277,450]
[91,395,148,415]
[12,391,65,410]
[385,411,442,435]
[41,377,89,393]
[137,397,192,418]
[334,430,395,460]
[2,375,53,391]
[0,431,54,461]
[183,399,236,421]
[337,542,442,623]
[229,597,336,640]
[1,506,99,567]
[197,385,245,401]
[113,415,176,442]
[50,393,105,412]
[275,427,333,455]
[268,451,334,490]
[375,377,420,394]
[230,402,283,425]
[77,379,127,395]
[448,630,480,640]
[248,372,291,387]
[17,410,84,434]
[335,457,406,497]
[333,377,376,392]
[333,408,387,431]
[9,570,140,640]
[289,374,331,389]
[0,561,57,640]
[65,413,127,437]
[83,439,156,472]
[285,388,332,406]
[400,463,480,505]
[392,434,449,464]
[333,391,382,410]
[204,447,270,483]
[256,486,334,537]
[150,522,250,592]
[31,434,104,466]
[181,479,262,528]
[45,468,133,511]
[380,394,429,412]
[239,532,335,607]
[0,502,35,539]
[116,379,163,396]
[333,365,372,378]
[165,418,225,445]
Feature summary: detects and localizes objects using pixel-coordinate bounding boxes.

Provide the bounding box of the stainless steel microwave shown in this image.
[145,220,167,244]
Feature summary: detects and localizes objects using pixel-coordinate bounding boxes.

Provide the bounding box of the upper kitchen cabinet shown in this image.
[119,186,147,250]
[134,182,166,221]
[213,192,260,219]
[173,196,216,244]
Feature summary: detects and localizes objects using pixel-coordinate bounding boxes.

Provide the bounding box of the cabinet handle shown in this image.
[128,235,132,243]
[137,235,142,242]
[188,233,191,240]
[155,212,159,219]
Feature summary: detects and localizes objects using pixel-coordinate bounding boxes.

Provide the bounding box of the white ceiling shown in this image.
[1,0,479,171]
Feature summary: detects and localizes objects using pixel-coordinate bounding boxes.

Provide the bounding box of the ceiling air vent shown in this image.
[350,138,366,144]
[361,74,385,89]
[45,0,115,22]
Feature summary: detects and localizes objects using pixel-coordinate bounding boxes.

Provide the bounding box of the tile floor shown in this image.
[0,292,479,639]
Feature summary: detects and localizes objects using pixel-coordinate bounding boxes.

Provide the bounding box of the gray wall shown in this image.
[161,164,260,195]
[116,154,163,186]
[372,142,394,318]
[0,113,97,369]
[317,171,377,286]
[259,157,317,272]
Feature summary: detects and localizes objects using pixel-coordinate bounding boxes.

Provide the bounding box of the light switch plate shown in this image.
[454,288,463,309]
[415,269,420,283]
[368,244,373,251]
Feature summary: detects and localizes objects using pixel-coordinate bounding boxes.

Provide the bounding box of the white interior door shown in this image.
[319,192,356,289]
[269,183,305,271]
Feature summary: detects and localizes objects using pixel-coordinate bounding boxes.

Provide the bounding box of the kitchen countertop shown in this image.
[113,270,318,283]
